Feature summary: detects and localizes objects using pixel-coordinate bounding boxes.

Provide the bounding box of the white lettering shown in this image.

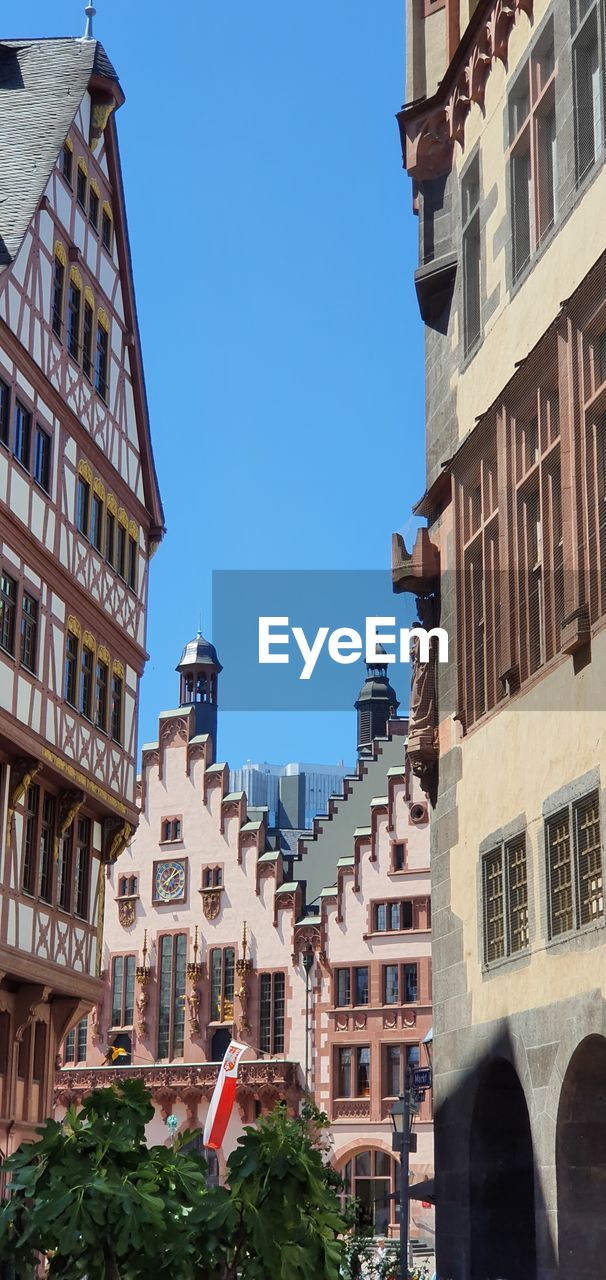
[258,617,290,664]
[292,626,330,680]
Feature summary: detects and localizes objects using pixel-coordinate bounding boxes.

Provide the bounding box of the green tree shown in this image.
[0,1081,346,1280]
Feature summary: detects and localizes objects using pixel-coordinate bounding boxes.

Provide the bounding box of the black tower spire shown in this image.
[355,646,399,756]
[176,629,222,759]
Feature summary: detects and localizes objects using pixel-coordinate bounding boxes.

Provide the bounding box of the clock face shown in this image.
[154,860,186,903]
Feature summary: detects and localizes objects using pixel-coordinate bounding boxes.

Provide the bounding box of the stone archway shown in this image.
[557,1033,606,1279]
[469,1057,536,1280]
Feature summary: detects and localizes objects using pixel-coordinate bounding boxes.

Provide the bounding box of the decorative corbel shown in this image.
[7,758,42,843]
[54,789,85,861]
[102,816,133,864]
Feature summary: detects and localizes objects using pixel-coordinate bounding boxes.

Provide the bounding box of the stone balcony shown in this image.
[55,1059,303,1126]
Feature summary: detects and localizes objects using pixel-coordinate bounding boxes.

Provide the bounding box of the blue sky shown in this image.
[11,0,425,769]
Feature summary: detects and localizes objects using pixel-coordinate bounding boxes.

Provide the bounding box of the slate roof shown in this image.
[0,38,119,268]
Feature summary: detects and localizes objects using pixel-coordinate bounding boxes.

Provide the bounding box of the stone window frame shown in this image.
[389,838,408,873]
[159,815,183,844]
[334,1043,372,1100]
[460,142,483,360]
[542,767,605,949]
[477,814,535,978]
[333,964,370,1009]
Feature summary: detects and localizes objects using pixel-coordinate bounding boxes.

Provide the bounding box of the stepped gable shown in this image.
[293,718,409,904]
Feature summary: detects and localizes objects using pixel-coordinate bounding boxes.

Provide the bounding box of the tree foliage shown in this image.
[0,1081,347,1280]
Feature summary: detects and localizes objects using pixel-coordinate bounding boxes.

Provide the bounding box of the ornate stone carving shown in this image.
[54,789,85,861]
[201,888,222,920]
[186,987,201,1034]
[333,1099,371,1120]
[102,817,133,864]
[7,758,42,841]
[398,0,534,180]
[118,898,136,928]
[136,985,149,1038]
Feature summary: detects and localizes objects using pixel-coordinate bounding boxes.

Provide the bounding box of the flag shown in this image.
[203,1040,248,1150]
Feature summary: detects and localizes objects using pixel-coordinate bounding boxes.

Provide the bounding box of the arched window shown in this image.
[196,673,207,702]
[341,1150,399,1236]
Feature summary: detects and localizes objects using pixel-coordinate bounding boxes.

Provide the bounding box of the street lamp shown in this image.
[390,1091,410,1280]
[302,944,314,1091]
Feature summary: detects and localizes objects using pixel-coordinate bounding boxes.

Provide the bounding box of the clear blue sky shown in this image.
[10,0,426,769]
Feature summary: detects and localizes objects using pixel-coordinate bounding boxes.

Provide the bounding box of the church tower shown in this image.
[355,648,399,756]
[176,629,222,756]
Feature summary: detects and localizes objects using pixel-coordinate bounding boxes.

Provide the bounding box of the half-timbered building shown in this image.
[0,28,163,1163]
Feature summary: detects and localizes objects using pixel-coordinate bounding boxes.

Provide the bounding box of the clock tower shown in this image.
[176,630,222,758]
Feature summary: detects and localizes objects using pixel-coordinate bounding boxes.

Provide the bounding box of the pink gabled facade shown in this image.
[56,640,434,1245]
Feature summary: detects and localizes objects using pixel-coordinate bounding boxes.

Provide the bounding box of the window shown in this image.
[95,656,109,730]
[21,783,40,894]
[20,592,38,673]
[64,632,79,706]
[482,834,529,963]
[0,378,10,447]
[337,1046,370,1097]
[89,185,100,230]
[513,384,562,682]
[105,509,116,565]
[63,1028,75,1063]
[116,523,126,579]
[0,572,17,655]
[259,971,285,1054]
[462,153,482,354]
[14,400,31,470]
[83,299,94,380]
[383,962,419,1005]
[162,818,182,842]
[373,900,414,932]
[118,875,138,898]
[76,474,90,537]
[572,0,605,183]
[34,425,51,492]
[95,321,109,401]
[384,1044,420,1098]
[67,277,81,361]
[111,672,123,743]
[546,789,603,938]
[61,142,73,186]
[52,254,65,337]
[391,841,406,871]
[157,934,187,1058]
[57,829,72,912]
[111,955,136,1026]
[77,1017,88,1063]
[341,1151,398,1237]
[76,163,87,209]
[202,866,222,888]
[334,965,369,1006]
[74,816,91,919]
[128,535,138,591]
[80,644,94,719]
[38,793,55,903]
[210,947,235,1022]
[508,22,557,282]
[102,205,113,252]
[91,492,104,552]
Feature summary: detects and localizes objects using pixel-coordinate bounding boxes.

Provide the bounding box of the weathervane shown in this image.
[83,4,96,40]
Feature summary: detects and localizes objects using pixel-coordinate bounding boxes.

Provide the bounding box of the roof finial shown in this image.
[83,3,96,40]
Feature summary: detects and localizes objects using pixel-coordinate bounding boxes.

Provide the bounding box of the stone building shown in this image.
[395,0,606,1274]
[56,634,434,1247]
[0,24,163,1169]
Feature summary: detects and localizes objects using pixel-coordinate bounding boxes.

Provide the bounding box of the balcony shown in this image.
[55,1059,303,1120]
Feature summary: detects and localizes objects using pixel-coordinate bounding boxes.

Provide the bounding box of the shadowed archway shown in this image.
[557,1033,606,1279]
[469,1057,536,1280]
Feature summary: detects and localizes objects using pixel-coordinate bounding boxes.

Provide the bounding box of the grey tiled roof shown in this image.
[0,38,118,268]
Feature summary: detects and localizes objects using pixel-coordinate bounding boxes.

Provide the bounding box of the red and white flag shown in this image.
[203,1040,248,1150]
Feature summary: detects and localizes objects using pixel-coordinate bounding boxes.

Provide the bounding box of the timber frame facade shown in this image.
[0,35,163,1169]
